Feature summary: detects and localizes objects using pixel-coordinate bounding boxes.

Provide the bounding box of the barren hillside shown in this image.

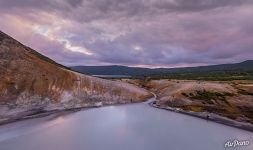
[0,31,151,122]
[145,80,253,124]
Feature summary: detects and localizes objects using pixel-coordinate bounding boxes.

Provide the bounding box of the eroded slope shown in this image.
[146,80,253,124]
[0,31,151,121]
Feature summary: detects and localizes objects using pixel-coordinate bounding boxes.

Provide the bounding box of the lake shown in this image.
[92,75,132,79]
[0,98,252,150]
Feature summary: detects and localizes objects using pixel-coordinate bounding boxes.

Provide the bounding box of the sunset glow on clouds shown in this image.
[0,0,253,67]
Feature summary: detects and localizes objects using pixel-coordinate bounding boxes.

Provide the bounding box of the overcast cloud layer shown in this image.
[0,0,253,67]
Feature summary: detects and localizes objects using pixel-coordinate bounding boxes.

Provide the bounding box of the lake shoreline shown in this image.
[1,95,253,133]
[0,100,146,126]
[150,102,253,132]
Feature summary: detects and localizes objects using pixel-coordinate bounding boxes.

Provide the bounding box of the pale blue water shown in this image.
[0,101,252,150]
[92,75,131,78]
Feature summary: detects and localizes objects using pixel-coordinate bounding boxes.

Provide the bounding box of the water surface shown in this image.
[0,100,252,150]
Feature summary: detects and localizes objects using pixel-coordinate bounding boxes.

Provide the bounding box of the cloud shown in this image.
[0,0,253,67]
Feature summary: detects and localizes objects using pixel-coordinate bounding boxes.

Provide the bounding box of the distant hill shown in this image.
[165,60,253,73]
[71,60,253,75]
[71,60,253,80]
[71,65,153,76]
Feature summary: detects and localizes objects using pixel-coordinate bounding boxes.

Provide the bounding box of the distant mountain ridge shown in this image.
[71,60,253,76]
[71,65,152,76]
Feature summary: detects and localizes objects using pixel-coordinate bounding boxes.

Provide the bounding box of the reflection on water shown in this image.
[0,113,70,142]
[0,103,252,150]
[52,116,65,125]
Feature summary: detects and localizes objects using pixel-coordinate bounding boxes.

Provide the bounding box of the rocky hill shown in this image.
[0,31,151,123]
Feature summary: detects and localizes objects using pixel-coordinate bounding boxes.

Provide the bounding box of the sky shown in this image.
[0,0,253,68]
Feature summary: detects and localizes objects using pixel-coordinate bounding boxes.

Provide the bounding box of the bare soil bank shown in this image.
[122,79,253,125]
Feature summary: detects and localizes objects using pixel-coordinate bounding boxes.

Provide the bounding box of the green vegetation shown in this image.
[71,60,253,81]
[182,90,234,104]
[142,70,253,81]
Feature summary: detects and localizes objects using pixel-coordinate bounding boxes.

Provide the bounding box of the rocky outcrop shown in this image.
[0,31,151,122]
